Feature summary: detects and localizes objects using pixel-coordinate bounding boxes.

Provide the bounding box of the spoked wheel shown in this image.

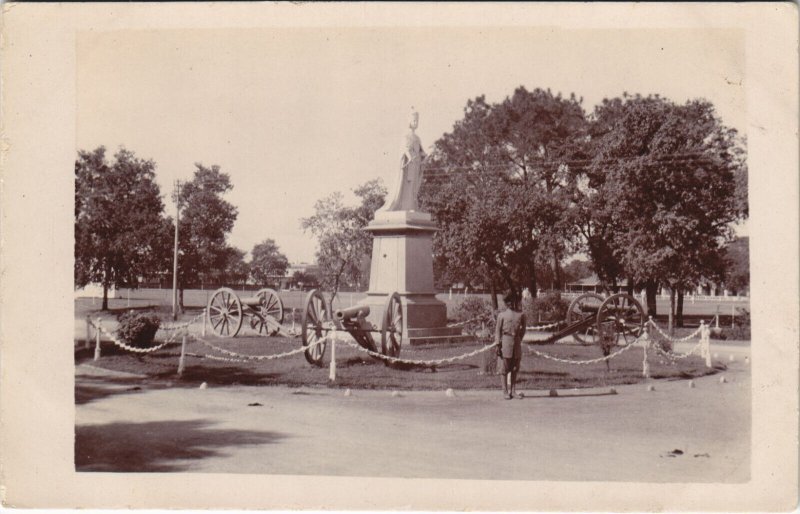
[596,293,645,346]
[381,292,403,358]
[566,292,604,345]
[301,289,331,366]
[207,287,244,338]
[253,288,284,336]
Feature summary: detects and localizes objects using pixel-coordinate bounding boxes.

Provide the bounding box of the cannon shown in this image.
[540,292,646,346]
[300,289,403,366]
[205,287,285,338]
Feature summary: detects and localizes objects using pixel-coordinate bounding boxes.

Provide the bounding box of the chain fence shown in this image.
[83,307,715,377]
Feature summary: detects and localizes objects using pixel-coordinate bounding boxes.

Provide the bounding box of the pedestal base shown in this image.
[357,292,467,345]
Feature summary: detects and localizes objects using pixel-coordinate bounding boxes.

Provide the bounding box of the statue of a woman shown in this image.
[378,108,426,212]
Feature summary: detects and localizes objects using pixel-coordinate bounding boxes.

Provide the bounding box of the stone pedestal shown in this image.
[360,210,462,344]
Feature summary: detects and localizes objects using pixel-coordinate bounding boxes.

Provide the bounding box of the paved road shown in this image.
[75,346,750,482]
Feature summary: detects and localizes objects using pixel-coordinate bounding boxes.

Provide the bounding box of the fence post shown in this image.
[94,318,102,361]
[177,334,187,376]
[201,308,207,337]
[700,321,712,368]
[731,304,735,328]
[641,325,650,379]
[85,314,92,349]
[328,330,337,382]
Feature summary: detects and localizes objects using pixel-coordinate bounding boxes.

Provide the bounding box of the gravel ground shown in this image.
[75,344,750,482]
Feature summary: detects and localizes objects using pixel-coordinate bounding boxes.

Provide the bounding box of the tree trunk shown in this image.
[676,289,684,328]
[552,255,562,291]
[102,282,109,311]
[528,260,538,299]
[626,276,634,297]
[489,279,499,310]
[179,287,185,311]
[668,288,676,336]
[645,281,658,317]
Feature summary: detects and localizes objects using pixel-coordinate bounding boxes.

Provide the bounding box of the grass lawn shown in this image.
[76,316,722,391]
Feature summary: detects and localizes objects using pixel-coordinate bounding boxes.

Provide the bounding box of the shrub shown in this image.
[454,296,496,339]
[728,307,751,340]
[116,310,161,347]
[522,291,569,324]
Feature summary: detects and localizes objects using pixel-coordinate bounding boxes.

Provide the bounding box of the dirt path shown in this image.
[75,354,750,481]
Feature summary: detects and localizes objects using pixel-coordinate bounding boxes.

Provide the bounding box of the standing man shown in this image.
[495,290,527,400]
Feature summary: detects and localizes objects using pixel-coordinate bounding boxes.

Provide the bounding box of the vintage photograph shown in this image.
[1,3,797,512]
[73,25,751,481]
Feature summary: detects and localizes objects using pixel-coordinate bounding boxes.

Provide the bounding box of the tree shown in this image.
[75,146,169,310]
[582,94,747,329]
[724,236,749,295]
[176,164,238,306]
[562,259,593,285]
[292,270,320,290]
[301,179,386,302]
[421,87,588,298]
[249,239,289,286]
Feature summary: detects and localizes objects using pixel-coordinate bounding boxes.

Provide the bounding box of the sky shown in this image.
[77,27,746,264]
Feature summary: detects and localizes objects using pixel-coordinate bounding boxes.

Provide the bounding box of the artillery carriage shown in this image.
[545,292,646,345]
[205,287,285,338]
[300,289,403,366]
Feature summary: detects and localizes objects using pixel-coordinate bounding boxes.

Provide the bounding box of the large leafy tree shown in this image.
[175,164,238,306]
[724,236,749,295]
[249,239,289,286]
[421,87,588,297]
[75,146,169,310]
[580,94,747,328]
[301,179,385,302]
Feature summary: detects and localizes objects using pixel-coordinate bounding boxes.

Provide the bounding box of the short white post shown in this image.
[700,321,712,368]
[328,330,337,382]
[291,309,297,335]
[85,314,92,349]
[177,334,187,376]
[93,318,102,361]
[201,307,207,337]
[449,288,452,300]
[641,325,650,379]
[731,304,735,328]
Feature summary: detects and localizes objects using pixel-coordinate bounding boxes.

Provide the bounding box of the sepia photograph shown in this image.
[1,3,797,512]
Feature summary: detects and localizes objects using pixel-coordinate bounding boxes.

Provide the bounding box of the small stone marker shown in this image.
[391,390,401,398]
[549,389,558,397]
[445,388,456,397]
[199,382,208,389]
[688,380,695,388]
[729,354,736,362]
[719,376,727,384]
[713,352,719,359]
[344,389,352,397]
[646,384,655,392]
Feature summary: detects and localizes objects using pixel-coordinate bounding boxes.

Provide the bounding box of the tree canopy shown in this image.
[75,146,169,309]
[175,164,238,297]
[249,238,289,286]
[422,89,748,315]
[421,87,588,297]
[301,178,386,301]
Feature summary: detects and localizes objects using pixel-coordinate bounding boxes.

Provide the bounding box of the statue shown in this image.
[378,108,426,212]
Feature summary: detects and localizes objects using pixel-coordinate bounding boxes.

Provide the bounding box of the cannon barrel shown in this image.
[240,296,263,307]
[334,305,370,321]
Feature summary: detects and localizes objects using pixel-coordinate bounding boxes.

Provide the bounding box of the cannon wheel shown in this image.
[566,292,604,345]
[596,293,645,346]
[301,289,331,366]
[381,292,403,358]
[250,288,284,336]
[207,287,244,338]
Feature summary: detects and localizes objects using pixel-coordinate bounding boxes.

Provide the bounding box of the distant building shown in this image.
[565,275,630,294]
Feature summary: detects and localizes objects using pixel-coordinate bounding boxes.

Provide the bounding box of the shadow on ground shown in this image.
[75,419,286,472]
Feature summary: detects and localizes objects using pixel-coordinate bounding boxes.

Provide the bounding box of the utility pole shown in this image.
[171,179,183,321]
